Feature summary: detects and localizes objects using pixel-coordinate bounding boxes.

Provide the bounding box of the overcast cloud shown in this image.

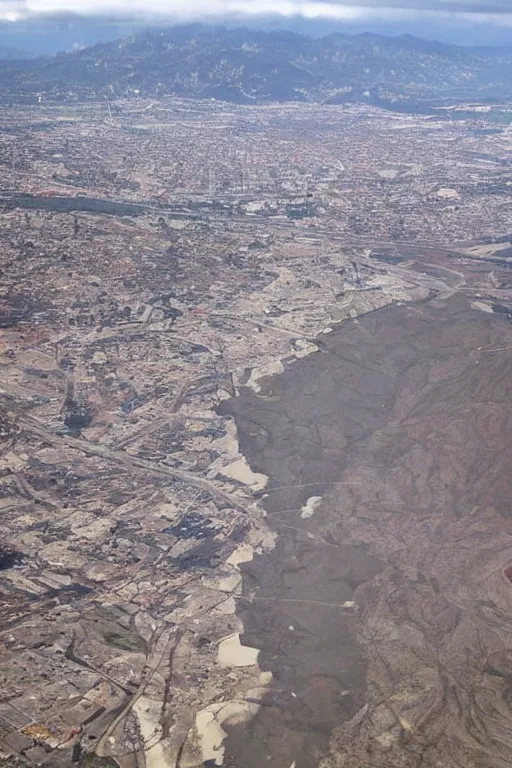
[2,0,512,25]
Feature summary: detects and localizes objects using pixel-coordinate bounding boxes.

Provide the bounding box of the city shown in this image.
[1,43,512,768]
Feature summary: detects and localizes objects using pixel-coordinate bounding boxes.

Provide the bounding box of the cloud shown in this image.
[3,0,512,25]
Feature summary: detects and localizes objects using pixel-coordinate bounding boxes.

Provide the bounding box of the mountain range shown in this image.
[1,24,512,110]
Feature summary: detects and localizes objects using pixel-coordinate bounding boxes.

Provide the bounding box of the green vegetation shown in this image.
[102,628,147,653]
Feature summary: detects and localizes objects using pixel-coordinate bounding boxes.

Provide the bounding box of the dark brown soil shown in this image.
[220,292,512,768]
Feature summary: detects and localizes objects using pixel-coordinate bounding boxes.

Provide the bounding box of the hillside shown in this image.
[1,24,512,108]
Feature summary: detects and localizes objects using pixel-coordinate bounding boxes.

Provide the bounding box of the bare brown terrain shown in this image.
[222,288,512,768]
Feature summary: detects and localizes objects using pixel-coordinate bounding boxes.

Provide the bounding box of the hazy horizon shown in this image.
[2,13,512,57]
[1,0,512,56]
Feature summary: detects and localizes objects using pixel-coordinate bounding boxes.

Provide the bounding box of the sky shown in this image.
[2,0,512,24]
[1,0,512,53]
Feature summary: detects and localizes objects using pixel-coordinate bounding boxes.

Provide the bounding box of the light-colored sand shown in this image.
[133,695,170,768]
[294,340,319,359]
[210,419,269,490]
[246,359,285,393]
[226,543,254,569]
[212,595,237,615]
[471,300,494,314]
[219,457,268,490]
[212,571,242,592]
[196,700,260,765]
[217,632,260,667]
[211,418,241,458]
[196,707,227,766]
[301,496,323,519]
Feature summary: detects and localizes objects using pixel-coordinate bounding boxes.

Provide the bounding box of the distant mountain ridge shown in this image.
[1,24,512,109]
[0,45,29,60]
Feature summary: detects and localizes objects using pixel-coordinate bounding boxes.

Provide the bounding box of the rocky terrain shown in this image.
[2,25,512,108]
